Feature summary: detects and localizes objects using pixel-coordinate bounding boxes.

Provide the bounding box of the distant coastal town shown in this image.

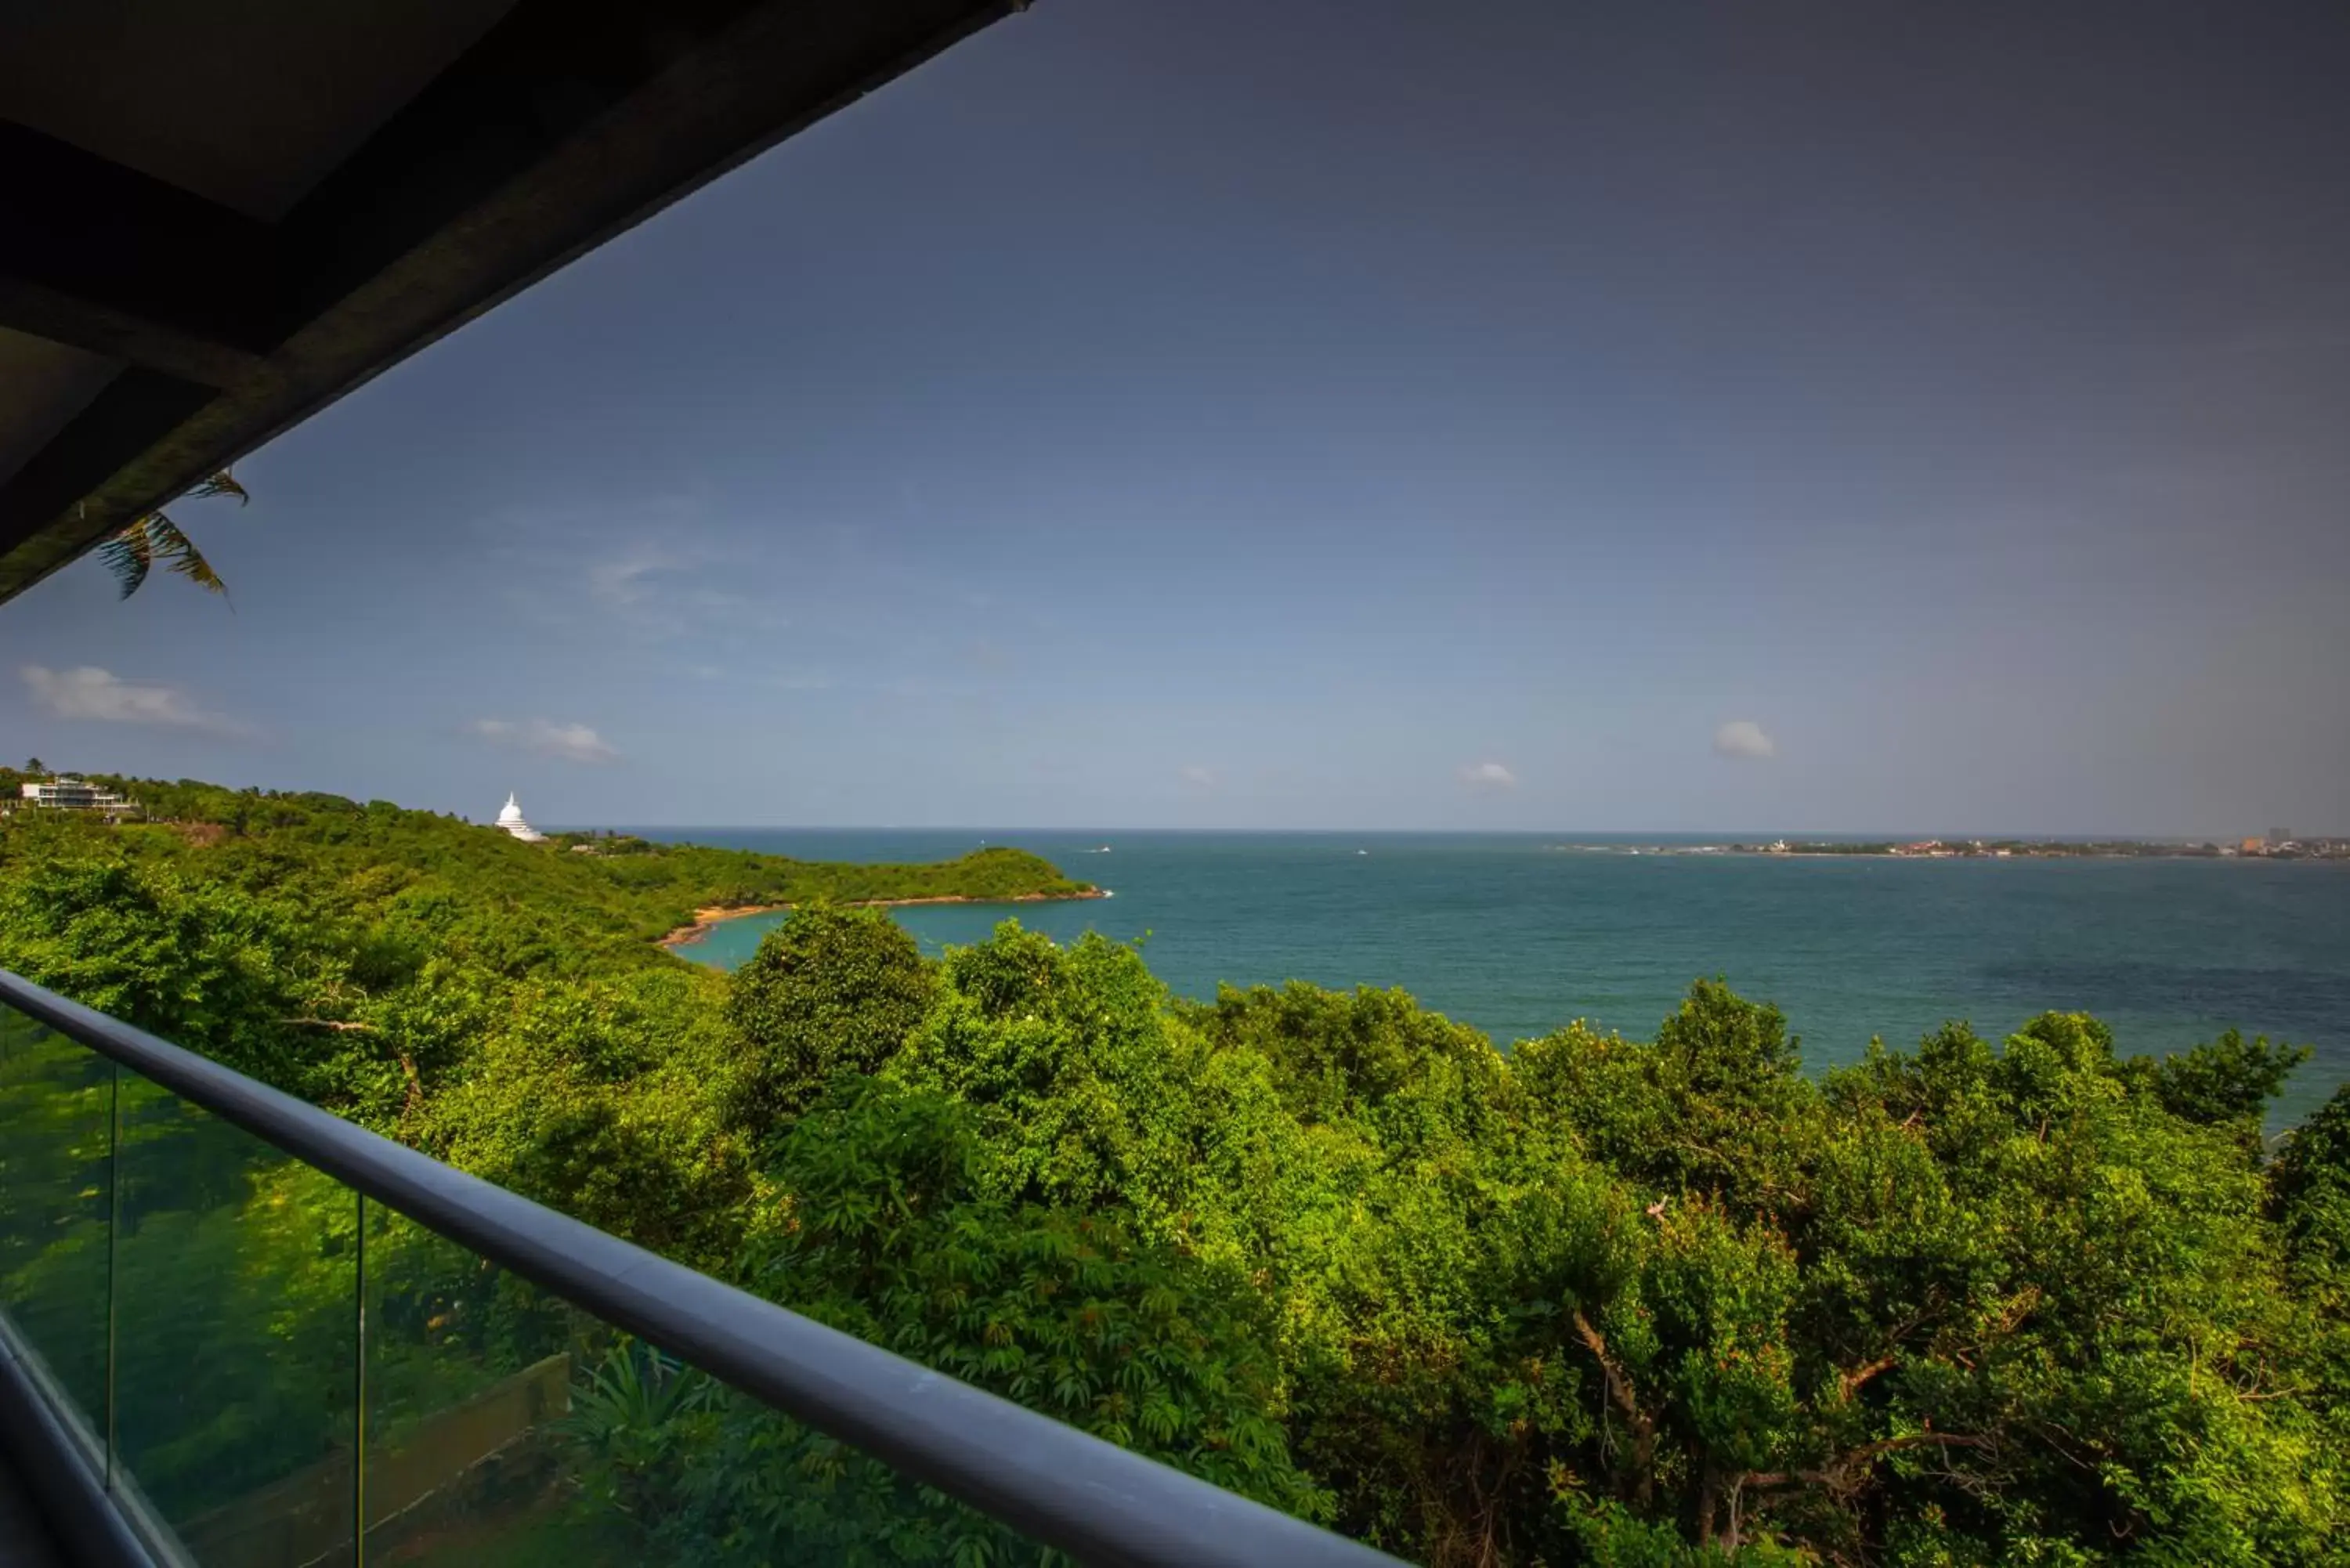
[1548,829,2349,860]
[1551,832,2341,860]
[1740,829,2348,859]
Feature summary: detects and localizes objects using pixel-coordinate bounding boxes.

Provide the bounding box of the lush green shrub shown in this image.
[725,906,935,1131]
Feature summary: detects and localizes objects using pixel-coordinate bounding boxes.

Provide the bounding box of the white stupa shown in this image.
[495,792,547,843]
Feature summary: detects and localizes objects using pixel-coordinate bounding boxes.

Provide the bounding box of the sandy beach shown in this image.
[658,887,1105,948]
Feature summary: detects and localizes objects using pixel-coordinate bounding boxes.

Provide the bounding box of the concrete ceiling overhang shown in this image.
[0,0,1020,603]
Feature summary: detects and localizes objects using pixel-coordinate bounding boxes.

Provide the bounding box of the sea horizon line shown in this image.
[547,825,2327,843]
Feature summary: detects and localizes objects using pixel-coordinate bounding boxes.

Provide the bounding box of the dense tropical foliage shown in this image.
[2,775,2346,1564]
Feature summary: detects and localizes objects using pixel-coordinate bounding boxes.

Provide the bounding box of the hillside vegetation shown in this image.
[2,775,2346,1566]
[5,768,1089,948]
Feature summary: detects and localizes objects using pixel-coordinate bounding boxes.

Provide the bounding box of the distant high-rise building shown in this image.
[2266,827,2294,847]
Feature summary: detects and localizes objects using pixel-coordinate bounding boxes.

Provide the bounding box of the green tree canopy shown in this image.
[725,905,935,1131]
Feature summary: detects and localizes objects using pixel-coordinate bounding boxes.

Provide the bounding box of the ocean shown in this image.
[620,829,2350,1124]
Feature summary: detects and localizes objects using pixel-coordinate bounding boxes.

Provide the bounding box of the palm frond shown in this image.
[188,471,249,506]
[142,511,228,597]
[100,522,155,600]
[101,471,244,602]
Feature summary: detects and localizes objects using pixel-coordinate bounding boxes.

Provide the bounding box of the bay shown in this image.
[620,829,2350,1123]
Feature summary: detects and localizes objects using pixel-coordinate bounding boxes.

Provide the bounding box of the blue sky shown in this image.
[5,0,2347,833]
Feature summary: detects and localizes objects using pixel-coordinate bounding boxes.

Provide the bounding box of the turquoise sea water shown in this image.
[627,830,2350,1123]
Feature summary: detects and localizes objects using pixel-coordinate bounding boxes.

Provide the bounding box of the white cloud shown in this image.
[585,544,678,606]
[469,717,620,764]
[23,665,241,732]
[583,550,667,606]
[1459,761,1519,790]
[562,535,788,644]
[1713,720,1777,761]
[1180,764,1218,789]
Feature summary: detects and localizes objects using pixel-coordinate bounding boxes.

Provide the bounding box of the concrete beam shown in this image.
[0,0,1020,602]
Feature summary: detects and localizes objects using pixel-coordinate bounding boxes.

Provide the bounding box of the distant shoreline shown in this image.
[659,887,1107,949]
[1551,839,2348,862]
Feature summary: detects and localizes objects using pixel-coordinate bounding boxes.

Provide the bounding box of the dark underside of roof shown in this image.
[0,0,1018,605]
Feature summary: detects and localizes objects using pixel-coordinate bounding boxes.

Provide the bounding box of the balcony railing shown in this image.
[0,968,1405,1568]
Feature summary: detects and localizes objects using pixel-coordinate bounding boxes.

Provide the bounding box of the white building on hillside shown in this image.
[20,777,139,817]
[495,793,548,842]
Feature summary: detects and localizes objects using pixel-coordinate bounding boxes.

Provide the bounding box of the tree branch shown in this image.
[1838,1354,1898,1401]
[1573,1310,1657,1505]
[1740,1433,1992,1495]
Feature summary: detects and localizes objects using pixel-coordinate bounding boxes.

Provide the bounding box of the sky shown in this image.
[5,0,2348,833]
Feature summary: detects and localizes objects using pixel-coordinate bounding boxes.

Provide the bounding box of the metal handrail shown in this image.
[0,969,1407,1568]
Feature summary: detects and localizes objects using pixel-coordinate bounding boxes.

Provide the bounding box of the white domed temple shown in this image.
[495,793,548,843]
